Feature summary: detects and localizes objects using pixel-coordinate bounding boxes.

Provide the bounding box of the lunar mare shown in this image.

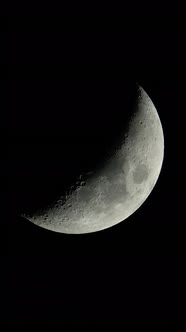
[23,85,164,234]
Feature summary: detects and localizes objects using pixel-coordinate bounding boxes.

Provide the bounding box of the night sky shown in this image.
[7,15,185,326]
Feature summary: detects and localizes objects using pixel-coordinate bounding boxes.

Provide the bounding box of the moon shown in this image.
[22,84,164,234]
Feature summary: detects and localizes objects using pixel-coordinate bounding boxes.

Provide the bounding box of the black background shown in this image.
[7,15,185,325]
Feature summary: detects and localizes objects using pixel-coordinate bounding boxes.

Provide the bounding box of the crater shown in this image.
[133,164,149,184]
[122,159,130,177]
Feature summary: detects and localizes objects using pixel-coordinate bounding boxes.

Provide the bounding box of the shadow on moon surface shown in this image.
[8,80,139,216]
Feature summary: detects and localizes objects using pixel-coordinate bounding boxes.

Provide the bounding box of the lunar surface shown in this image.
[22,84,164,234]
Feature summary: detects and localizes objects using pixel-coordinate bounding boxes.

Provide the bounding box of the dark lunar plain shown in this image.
[7,15,185,326]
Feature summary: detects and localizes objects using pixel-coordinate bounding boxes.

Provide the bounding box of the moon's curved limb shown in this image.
[23,84,164,234]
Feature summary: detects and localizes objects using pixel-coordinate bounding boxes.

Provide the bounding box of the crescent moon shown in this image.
[22,84,164,234]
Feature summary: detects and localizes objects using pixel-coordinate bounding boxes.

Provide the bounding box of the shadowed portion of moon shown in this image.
[10,80,138,216]
[16,82,164,234]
